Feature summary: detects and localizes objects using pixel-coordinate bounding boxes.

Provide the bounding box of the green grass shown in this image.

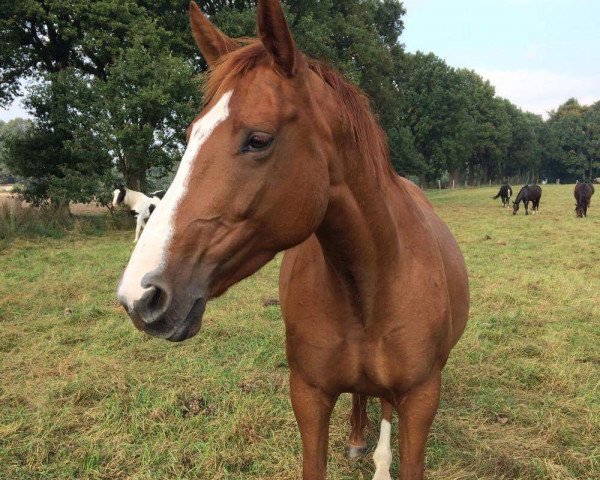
[1,184,598,479]
[0,200,133,250]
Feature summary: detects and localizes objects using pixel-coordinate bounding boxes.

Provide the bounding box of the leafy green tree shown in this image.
[395,53,478,183]
[67,41,200,191]
[582,101,600,180]
[1,0,408,202]
[1,1,201,203]
[0,0,191,102]
[397,52,454,180]
[3,69,100,204]
[502,103,544,182]
[545,99,589,181]
[0,118,31,183]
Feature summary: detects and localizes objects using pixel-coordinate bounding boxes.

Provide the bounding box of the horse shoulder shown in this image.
[395,176,434,209]
[395,177,469,345]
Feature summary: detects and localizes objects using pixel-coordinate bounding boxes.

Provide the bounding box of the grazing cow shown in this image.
[574,183,595,217]
[493,184,512,207]
[513,185,542,215]
[111,186,161,242]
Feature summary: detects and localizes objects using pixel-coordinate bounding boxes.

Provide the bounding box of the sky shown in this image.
[1,0,599,121]
[401,0,600,117]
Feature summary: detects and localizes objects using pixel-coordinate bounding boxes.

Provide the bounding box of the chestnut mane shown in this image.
[203,40,395,182]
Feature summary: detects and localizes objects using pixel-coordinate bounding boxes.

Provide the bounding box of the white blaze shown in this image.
[112,189,121,207]
[118,90,234,309]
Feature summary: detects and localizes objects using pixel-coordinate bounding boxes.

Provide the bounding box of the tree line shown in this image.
[1,1,598,205]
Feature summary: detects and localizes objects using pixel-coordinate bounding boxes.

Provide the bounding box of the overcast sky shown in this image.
[2,0,599,121]
[401,0,600,117]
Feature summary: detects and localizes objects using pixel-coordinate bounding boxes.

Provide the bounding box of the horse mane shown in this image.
[515,185,529,202]
[203,40,395,183]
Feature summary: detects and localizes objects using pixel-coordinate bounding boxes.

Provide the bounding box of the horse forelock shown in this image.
[202,40,394,183]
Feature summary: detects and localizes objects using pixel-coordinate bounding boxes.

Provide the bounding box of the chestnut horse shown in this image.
[117,1,469,479]
[574,182,594,217]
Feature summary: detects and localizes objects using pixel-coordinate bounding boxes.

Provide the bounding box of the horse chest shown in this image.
[285,325,432,394]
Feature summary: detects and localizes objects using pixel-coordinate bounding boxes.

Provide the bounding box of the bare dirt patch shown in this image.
[0,191,105,215]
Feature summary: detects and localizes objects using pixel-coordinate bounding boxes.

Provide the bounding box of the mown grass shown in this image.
[0,184,598,479]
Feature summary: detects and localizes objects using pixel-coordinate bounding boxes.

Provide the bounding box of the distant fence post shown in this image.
[452,179,455,189]
[437,179,441,190]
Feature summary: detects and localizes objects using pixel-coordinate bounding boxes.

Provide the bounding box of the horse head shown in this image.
[118,0,334,341]
[112,185,127,207]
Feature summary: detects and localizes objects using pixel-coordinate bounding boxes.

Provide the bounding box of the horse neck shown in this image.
[315,141,402,321]
[124,189,147,209]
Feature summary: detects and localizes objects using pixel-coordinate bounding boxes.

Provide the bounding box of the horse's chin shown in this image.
[126,296,206,342]
[165,298,206,342]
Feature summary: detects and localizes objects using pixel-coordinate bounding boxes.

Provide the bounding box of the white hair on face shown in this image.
[118,90,234,309]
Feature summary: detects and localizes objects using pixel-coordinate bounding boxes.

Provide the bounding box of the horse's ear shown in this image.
[257,0,301,77]
[189,1,239,67]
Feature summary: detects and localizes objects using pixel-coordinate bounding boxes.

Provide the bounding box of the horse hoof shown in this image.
[347,444,368,460]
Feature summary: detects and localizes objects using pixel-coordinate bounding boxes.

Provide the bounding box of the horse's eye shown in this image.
[244,133,273,152]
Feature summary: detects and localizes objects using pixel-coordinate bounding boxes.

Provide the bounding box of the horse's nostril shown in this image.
[136,284,170,325]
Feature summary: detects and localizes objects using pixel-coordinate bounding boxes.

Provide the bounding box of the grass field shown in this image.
[1,185,598,479]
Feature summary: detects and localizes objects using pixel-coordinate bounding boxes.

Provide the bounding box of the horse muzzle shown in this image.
[118,275,206,342]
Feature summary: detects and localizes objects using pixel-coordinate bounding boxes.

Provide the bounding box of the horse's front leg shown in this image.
[134,215,143,243]
[396,370,441,480]
[290,372,337,480]
[524,201,529,215]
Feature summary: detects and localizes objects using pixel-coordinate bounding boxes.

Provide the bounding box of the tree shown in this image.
[503,104,544,182]
[67,40,200,192]
[582,101,600,180]
[3,69,102,205]
[1,0,408,202]
[0,118,32,183]
[1,1,201,204]
[544,99,589,181]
